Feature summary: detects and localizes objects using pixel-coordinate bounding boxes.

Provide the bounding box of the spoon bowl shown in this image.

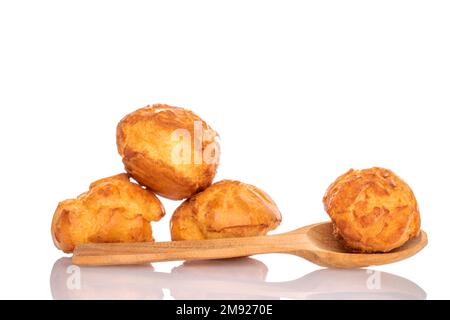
[72,222,427,268]
[293,222,428,268]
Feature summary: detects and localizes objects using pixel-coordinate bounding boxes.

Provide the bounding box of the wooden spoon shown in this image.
[72,222,427,268]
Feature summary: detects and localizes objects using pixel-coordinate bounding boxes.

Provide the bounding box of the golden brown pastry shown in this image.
[171,180,282,240]
[117,104,220,200]
[323,167,421,253]
[51,174,165,253]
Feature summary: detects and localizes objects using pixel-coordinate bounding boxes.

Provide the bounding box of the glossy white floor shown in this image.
[50,256,426,300]
[1,1,449,299]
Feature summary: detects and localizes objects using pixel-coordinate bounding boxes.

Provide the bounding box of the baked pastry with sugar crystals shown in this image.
[51,174,165,253]
[117,104,220,200]
[323,167,421,252]
[171,180,281,240]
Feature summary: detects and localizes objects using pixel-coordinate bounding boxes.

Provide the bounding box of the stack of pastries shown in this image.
[52,104,282,252]
[52,104,421,254]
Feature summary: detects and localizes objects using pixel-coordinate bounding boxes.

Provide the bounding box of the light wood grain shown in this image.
[72,222,428,268]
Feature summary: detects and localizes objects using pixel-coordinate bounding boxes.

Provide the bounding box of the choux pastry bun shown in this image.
[323,167,421,252]
[117,104,220,200]
[171,180,282,240]
[51,174,165,253]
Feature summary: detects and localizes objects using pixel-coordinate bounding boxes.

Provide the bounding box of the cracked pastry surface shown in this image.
[116,104,220,200]
[51,174,165,253]
[323,167,421,253]
[171,180,282,240]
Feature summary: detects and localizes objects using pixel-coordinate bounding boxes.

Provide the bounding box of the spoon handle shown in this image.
[72,232,309,266]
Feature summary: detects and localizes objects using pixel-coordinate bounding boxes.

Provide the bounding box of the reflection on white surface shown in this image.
[50,257,426,300]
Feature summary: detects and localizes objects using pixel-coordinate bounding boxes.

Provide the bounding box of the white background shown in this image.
[0,0,449,299]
